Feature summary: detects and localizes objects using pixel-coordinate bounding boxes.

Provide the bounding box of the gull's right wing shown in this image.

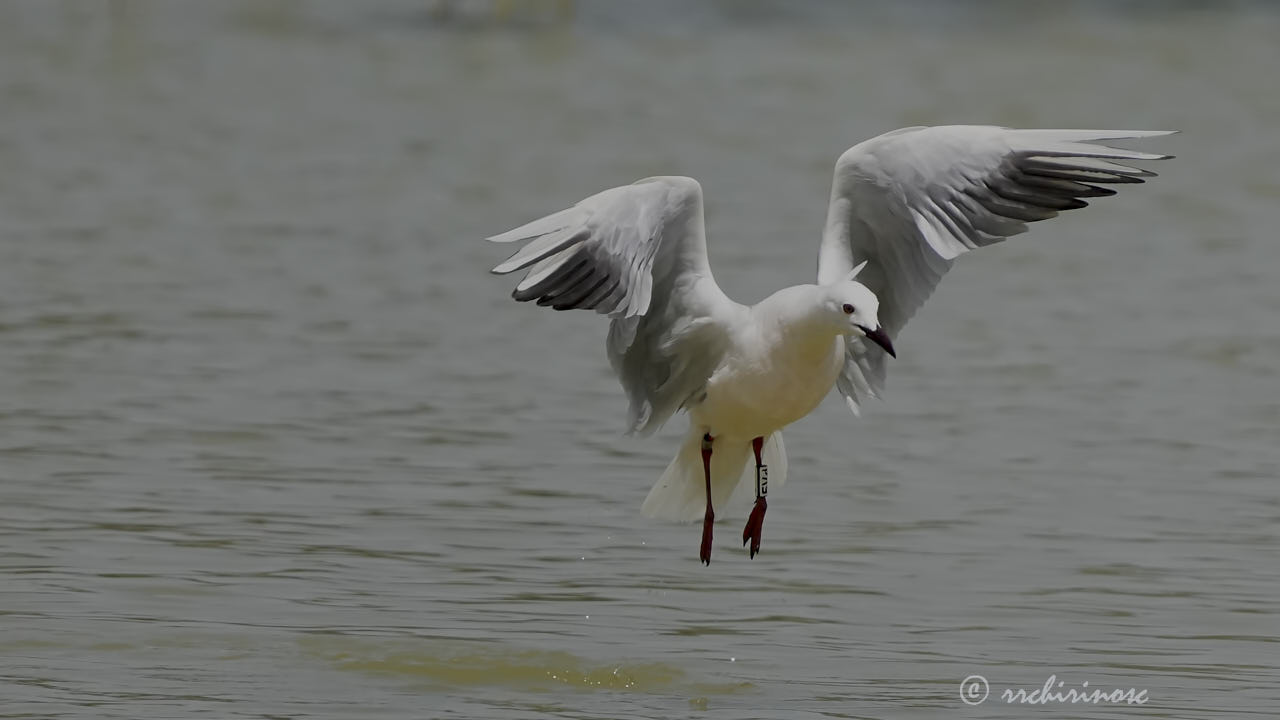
[488,176,739,434]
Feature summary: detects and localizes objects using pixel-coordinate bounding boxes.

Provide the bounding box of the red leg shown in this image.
[699,433,714,565]
[742,436,768,558]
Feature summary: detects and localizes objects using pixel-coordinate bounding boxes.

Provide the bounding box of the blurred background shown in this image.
[1,1,1277,718]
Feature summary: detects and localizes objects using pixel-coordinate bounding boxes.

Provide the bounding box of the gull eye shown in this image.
[842,303,855,315]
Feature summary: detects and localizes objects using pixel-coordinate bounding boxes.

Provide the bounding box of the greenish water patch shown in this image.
[300,636,754,696]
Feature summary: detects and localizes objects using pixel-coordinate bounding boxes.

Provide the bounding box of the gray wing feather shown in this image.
[817,125,1172,413]
[489,176,736,434]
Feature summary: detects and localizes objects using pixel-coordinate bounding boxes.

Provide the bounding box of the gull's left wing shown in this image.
[816,125,1172,414]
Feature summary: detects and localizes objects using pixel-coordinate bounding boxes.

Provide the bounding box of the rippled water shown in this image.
[2,2,1278,718]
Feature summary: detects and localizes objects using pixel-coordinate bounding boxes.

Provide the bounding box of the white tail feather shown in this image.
[641,431,788,522]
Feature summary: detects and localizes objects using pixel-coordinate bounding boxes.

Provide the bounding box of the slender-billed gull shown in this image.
[486,125,1171,564]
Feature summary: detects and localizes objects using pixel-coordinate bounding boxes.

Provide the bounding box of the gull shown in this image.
[486,125,1171,564]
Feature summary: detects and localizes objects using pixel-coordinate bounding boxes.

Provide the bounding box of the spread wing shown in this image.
[816,125,1173,414]
[488,176,738,434]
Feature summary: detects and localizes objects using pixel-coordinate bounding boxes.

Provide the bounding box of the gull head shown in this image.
[823,279,895,358]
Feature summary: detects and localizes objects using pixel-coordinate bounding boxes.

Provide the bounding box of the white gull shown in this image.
[486,125,1171,564]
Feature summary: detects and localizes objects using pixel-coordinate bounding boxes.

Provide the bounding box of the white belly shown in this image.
[691,335,843,439]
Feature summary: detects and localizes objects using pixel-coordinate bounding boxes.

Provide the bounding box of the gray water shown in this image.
[2,2,1278,718]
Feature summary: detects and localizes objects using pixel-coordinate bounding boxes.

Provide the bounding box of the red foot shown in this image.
[700,508,715,565]
[742,497,767,558]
